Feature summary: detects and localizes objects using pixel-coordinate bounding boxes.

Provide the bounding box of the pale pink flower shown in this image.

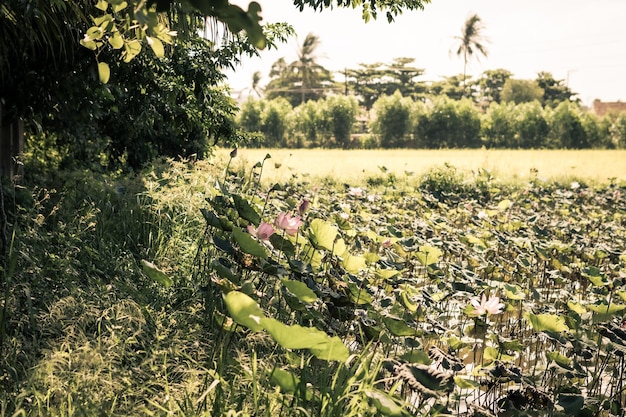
[381,238,392,248]
[247,222,275,241]
[348,187,364,197]
[471,294,505,316]
[274,212,303,236]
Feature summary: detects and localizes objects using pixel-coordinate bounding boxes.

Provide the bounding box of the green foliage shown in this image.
[260,97,293,147]
[476,68,512,105]
[501,79,544,104]
[414,97,481,148]
[291,99,326,147]
[482,101,549,148]
[322,95,360,148]
[345,58,427,108]
[607,112,626,149]
[370,91,415,148]
[3,155,626,416]
[536,71,577,107]
[547,101,589,149]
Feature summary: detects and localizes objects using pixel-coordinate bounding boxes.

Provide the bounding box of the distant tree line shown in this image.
[237,92,626,149]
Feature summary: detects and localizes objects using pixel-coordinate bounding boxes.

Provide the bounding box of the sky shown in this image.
[222,0,626,107]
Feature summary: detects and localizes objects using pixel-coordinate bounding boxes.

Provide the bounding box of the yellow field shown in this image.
[215,148,626,185]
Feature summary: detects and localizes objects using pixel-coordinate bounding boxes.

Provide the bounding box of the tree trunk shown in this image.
[0,102,24,181]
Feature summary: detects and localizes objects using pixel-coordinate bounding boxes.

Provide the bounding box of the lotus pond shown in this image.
[183,154,626,417]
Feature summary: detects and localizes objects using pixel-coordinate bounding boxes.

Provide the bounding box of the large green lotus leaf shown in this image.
[141,259,173,288]
[497,199,513,211]
[382,315,418,337]
[260,318,348,361]
[269,233,296,257]
[416,245,443,266]
[224,291,265,332]
[587,302,626,321]
[309,335,350,362]
[567,301,587,315]
[557,393,584,416]
[546,351,572,368]
[332,238,347,257]
[525,312,569,333]
[269,367,299,393]
[348,282,373,305]
[363,389,409,417]
[375,268,401,282]
[581,265,608,287]
[282,279,317,303]
[395,363,454,396]
[232,194,261,225]
[483,346,514,364]
[212,259,239,283]
[454,376,480,389]
[342,252,367,274]
[232,227,268,259]
[504,283,525,300]
[308,219,338,251]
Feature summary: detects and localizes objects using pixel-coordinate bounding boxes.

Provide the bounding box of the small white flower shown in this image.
[477,210,489,219]
[570,181,580,190]
[348,187,364,197]
[339,212,350,220]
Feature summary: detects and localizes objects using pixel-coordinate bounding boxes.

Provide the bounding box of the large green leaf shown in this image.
[282,279,317,303]
[416,245,443,266]
[525,312,569,333]
[504,283,525,300]
[232,194,261,225]
[363,389,409,417]
[308,219,337,251]
[382,315,418,337]
[269,367,299,393]
[260,318,349,361]
[141,259,172,288]
[223,291,265,332]
[342,252,367,274]
[587,302,626,321]
[232,227,268,259]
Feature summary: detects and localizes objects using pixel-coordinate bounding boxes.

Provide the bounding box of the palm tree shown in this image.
[291,33,325,103]
[453,13,489,94]
[266,33,335,106]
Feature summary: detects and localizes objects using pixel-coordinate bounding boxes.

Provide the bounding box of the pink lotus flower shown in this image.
[247,222,275,241]
[274,212,303,236]
[471,294,505,316]
[348,187,364,197]
[381,238,392,248]
[298,198,310,215]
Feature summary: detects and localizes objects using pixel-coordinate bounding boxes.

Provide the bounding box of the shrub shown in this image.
[515,101,549,148]
[369,91,414,148]
[414,97,481,148]
[481,101,517,148]
[546,101,588,148]
[321,95,359,148]
[260,98,293,147]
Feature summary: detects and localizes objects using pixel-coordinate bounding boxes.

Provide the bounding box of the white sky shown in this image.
[223,0,626,107]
